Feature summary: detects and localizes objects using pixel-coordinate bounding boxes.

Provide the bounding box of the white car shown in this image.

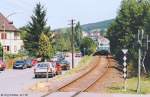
[34,62,56,78]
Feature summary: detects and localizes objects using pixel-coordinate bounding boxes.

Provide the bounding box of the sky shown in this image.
[0,0,122,29]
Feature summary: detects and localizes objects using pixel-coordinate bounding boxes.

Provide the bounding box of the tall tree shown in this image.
[38,33,53,61]
[74,22,83,48]
[24,3,50,56]
[107,0,150,74]
[55,32,71,52]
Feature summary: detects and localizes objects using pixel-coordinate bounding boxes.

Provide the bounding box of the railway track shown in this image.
[41,55,112,97]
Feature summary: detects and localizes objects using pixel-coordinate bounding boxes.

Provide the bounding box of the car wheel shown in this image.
[56,72,58,75]
[35,75,38,78]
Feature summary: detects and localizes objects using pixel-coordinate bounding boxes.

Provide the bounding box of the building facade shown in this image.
[0,13,23,54]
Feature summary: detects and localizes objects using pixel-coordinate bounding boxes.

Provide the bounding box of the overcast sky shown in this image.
[0,0,122,29]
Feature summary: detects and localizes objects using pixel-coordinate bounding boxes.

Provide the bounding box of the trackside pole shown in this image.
[122,49,128,91]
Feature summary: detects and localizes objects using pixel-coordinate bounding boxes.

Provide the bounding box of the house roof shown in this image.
[0,12,18,32]
[98,37,110,44]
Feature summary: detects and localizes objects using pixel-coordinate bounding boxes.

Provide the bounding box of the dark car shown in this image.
[57,54,65,61]
[25,59,32,68]
[75,53,82,57]
[13,60,27,69]
[58,60,70,70]
[0,60,6,71]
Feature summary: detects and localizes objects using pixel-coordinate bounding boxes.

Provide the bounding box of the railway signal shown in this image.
[122,49,128,91]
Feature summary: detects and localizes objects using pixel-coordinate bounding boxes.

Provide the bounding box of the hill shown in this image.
[81,19,114,32]
[54,19,114,33]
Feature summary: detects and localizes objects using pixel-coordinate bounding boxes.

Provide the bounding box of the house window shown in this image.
[1,33,7,39]
[6,46,10,51]
[3,45,10,52]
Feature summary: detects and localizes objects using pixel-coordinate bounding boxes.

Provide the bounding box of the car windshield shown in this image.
[61,61,68,64]
[37,63,49,68]
[16,61,24,63]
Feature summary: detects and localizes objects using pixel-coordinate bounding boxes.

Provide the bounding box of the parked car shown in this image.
[13,60,28,69]
[25,59,32,68]
[65,53,69,57]
[31,59,38,66]
[75,53,82,57]
[57,60,70,70]
[55,62,62,75]
[34,62,56,78]
[0,60,6,71]
[57,53,65,61]
[50,56,57,62]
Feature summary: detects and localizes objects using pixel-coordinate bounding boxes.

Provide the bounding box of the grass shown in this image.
[107,77,150,94]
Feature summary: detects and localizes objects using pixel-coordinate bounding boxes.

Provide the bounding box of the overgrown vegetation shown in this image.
[23,3,53,57]
[80,37,97,55]
[107,0,150,76]
[107,77,150,94]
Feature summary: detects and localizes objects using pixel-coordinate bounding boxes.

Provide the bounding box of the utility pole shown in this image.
[69,19,75,69]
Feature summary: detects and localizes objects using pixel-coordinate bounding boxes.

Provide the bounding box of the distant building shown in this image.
[0,13,23,54]
[85,31,110,52]
[82,31,88,37]
[86,31,101,42]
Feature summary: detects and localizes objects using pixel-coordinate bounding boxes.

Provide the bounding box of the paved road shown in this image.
[0,55,81,97]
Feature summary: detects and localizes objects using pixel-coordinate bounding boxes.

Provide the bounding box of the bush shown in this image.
[80,37,96,55]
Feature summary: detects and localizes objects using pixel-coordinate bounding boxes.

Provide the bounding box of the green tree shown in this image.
[80,37,96,55]
[107,0,150,74]
[74,22,83,48]
[24,3,50,57]
[19,26,28,40]
[55,32,71,52]
[38,33,53,61]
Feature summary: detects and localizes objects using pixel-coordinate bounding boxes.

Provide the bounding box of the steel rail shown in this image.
[41,56,112,97]
[70,56,111,97]
[41,56,101,97]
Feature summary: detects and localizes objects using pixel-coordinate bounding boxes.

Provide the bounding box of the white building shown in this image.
[0,13,23,54]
